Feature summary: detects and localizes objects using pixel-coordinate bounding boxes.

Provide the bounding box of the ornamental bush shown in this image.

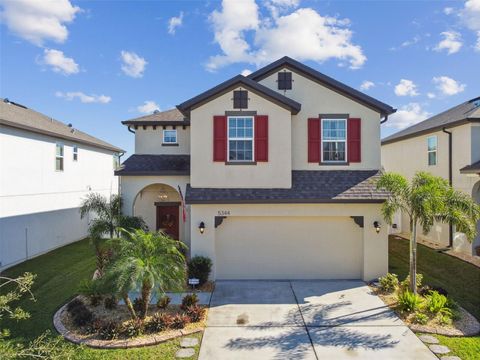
[156,295,171,310]
[397,290,423,313]
[146,312,173,332]
[181,294,199,310]
[378,273,399,293]
[188,256,212,286]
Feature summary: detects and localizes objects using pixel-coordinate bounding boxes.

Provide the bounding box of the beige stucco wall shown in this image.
[258,67,382,171]
[190,203,388,281]
[134,127,190,155]
[190,86,292,188]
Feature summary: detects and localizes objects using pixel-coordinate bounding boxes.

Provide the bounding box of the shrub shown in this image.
[121,319,144,337]
[378,273,399,293]
[146,313,173,333]
[188,256,212,286]
[133,297,144,313]
[181,294,199,310]
[99,321,121,340]
[185,305,205,323]
[156,296,171,310]
[397,290,423,313]
[66,298,94,327]
[104,296,117,310]
[420,285,448,297]
[413,312,428,325]
[85,318,106,335]
[170,314,190,329]
[66,298,84,313]
[425,291,451,316]
[400,274,423,292]
[438,314,453,326]
[89,294,102,307]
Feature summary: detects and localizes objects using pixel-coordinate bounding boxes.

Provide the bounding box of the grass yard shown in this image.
[389,235,480,360]
[0,238,202,359]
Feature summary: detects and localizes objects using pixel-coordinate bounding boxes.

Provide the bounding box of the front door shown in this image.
[156,205,179,239]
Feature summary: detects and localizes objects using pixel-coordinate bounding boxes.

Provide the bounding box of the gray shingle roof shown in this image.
[115,154,190,176]
[382,97,480,145]
[460,160,480,174]
[122,108,190,126]
[0,99,123,153]
[185,170,387,204]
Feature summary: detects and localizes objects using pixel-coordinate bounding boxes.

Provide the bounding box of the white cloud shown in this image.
[55,91,111,104]
[427,92,436,99]
[459,0,480,49]
[241,69,253,76]
[0,0,81,46]
[476,31,480,51]
[137,100,160,114]
[394,79,419,97]
[360,80,374,91]
[433,76,466,95]
[387,103,431,130]
[168,12,184,35]
[120,51,147,78]
[40,48,79,75]
[443,7,454,15]
[207,0,366,71]
[434,31,463,54]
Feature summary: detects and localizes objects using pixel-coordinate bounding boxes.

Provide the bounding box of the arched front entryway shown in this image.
[473,180,480,255]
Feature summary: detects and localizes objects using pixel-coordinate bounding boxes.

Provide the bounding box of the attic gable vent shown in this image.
[278,71,292,90]
[233,90,248,109]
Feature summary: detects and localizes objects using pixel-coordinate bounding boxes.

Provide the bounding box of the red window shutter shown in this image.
[255,115,268,162]
[213,116,227,161]
[348,118,361,163]
[308,118,320,162]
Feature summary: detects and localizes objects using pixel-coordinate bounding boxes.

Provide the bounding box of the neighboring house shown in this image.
[382,97,480,255]
[116,57,396,281]
[0,99,123,270]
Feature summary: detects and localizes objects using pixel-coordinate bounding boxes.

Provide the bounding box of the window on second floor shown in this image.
[427,136,437,166]
[73,145,78,161]
[228,116,254,161]
[322,119,347,163]
[55,143,64,171]
[163,129,177,144]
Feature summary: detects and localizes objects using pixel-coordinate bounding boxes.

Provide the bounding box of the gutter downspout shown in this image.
[127,126,135,134]
[442,127,453,247]
[380,114,389,124]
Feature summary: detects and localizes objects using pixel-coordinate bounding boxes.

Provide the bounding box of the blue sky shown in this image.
[1,0,479,155]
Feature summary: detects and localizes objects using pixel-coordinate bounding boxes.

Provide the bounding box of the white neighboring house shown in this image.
[0,98,123,270]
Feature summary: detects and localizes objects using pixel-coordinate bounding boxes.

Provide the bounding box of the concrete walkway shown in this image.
[199,280,436,360]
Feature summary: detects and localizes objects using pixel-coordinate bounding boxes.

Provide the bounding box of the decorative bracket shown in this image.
[214,216,227,228]
[350,216,364,228]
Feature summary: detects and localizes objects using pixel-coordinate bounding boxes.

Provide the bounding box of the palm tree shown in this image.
[377,172,480,294]
[102,229,187,320]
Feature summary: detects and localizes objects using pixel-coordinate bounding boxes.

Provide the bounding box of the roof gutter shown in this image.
[442,127,453,247]
[127,126,135,134]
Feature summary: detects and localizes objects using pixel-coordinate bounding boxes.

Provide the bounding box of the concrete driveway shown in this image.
[199,280,436,360]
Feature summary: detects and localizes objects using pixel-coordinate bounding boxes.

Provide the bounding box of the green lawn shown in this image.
[389,236,480,360]
[0,238,201,359]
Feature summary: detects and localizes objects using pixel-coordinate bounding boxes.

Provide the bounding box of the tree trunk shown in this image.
[140,281,152,319]
[410,219,418,295]
[123,294,137,320]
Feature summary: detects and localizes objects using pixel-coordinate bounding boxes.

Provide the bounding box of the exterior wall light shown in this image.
[373,221,381,234]
[199,222,205,234]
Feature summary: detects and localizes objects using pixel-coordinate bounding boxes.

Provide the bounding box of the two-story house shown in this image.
[116,57,396,281]
[0,98,122,270]
[382,97,480,255]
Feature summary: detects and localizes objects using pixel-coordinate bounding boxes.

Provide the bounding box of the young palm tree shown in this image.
[102,229,187,320]
[377,172,480,294]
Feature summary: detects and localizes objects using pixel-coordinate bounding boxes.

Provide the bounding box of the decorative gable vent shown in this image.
[278,71,292,90]
[233,90,248,109]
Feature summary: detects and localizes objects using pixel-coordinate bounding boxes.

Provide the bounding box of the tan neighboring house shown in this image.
[382,97,480,255]
[116,57,396,281]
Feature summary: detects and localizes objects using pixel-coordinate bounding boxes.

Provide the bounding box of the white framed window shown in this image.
[55,143,64,171]
[73,145,78,161]
[163,129,177,144]
[228,116,254,161]
[113,154,120,170]
[321,118,347,163]
[427,135,437,166]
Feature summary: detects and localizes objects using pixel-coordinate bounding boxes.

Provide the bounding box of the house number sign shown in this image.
[217,210,231,216]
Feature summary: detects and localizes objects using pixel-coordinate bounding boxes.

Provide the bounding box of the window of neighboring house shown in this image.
[73,145,78,161]
[228,116,254,161]
[113,154,120,170]
[322,118,347,163]
[427,135,437,166]
[278,71,292,90]
[163,129,177,144]
[233,90,248,109]
[55,143,64,171]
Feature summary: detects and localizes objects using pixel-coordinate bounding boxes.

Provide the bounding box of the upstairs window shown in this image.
[233,90,248,109]
[73,145,78,161]
[113,154,120,170]
[228,116,254,161]
[322,119,347,163]
[278,71,292,90]
[427,136,437,166]
[163,129,177,144]
[55,143,64,171]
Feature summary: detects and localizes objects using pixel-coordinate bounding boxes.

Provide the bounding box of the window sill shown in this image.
[225,161,257,165]
[162,143,179,147]
[319,162,349,166]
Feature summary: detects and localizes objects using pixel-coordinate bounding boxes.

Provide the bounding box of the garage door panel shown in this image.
[215,216,363,280]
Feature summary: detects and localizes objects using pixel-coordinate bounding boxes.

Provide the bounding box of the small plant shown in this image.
[188,256,212,286]
[66,298,84,312]
[89,294,102,307]
[99,321,121,340]
[420,285,448,297]
[121,319,144,337]
[400,274,423,292]
[133,297,144,313]
[181,294,199,310]
[413,312,428,325]
[170,314,190,329]
[85,318,106,335]
[378,273,399,293]
[104,296,117,310]
[185,305,205,323]
[438,314,453,326]
[146,313,173,333]
[157,295,171,310]
[397,290,423,313]
[425,291,451,316]
[66,298,94,326]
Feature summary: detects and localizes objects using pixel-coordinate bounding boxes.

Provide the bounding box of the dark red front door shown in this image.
[156,205,179,239]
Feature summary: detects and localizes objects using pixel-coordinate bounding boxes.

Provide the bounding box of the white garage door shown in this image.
[215,216,363,279]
